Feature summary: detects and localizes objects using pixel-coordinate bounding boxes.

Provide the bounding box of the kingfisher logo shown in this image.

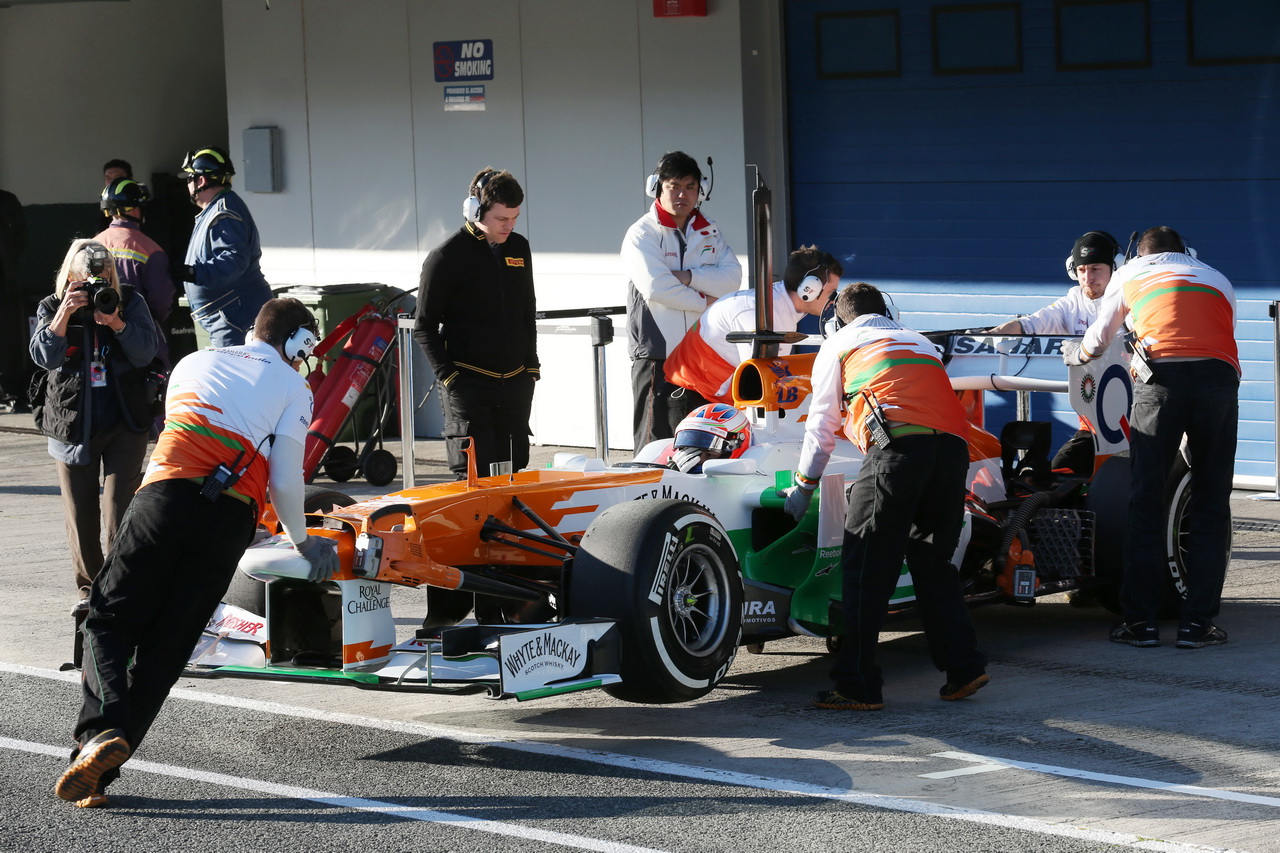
[505,257,525,267]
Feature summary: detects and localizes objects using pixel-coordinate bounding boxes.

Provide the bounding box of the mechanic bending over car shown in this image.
[983,227,1126,479]
[665,244,841,404]
[986,230,1124,478]
[53,298,339,810]
[1064,226,1239,651]
[785,283,988,711]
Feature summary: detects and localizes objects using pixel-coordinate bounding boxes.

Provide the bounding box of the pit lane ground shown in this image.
[3,411,1280,853]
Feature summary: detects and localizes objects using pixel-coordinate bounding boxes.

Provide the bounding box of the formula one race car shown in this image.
[185,325,1201,705]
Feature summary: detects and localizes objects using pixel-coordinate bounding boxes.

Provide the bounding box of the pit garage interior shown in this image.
[1,0,1276,484]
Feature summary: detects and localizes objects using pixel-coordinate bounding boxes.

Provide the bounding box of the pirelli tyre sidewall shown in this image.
[570,499,743,704]
[222,486,356,615]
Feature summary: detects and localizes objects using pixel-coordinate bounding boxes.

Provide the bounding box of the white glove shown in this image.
[1061,340,1088,367]
[296,535,339,583]
[782,486,815,523]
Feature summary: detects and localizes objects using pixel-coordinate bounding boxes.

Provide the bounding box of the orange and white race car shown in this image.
[186,330,1195,704]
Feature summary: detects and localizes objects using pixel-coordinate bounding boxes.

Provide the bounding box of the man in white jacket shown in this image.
[622,151,741,451]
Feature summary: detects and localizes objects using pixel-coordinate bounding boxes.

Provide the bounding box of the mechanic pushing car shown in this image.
[54,297,338,809]
[1065,226,1239,650]
[664,244,841,404]
[785,283,988,711]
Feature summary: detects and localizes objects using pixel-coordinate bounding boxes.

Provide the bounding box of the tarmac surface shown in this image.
[4,407,1280,852]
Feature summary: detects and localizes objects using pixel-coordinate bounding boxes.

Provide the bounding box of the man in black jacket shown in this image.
[414,168,539,479]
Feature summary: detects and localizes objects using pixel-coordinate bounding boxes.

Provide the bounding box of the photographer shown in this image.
[29,239,158,602]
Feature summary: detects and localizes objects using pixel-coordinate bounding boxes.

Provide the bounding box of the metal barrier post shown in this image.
[1250,300,1280,501]
[397,317,417,489]
[591,315,613,462]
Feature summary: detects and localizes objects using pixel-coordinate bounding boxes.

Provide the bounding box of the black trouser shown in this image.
[832,432,986,697]
[440,371,535,479]
[1124,359,1238,627]
[75,478,255,778]
[630,357,706,452]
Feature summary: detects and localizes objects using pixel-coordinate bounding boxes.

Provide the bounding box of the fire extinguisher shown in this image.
[303,312,396,482]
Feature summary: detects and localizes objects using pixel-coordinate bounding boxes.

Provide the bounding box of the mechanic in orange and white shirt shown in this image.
[785,283,987,711]
[1066,226,1238,650]
[665,245,841,403]
[56,298,338,810]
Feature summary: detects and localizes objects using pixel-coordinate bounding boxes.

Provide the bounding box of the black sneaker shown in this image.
[940,673,990,701]
[813,689,884,711]
[54,729,130,803]
[1109,622,1160,647]
[1176,622,1228,649]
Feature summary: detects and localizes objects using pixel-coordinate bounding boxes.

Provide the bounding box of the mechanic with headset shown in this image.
[665,245,841,404]
[1065,226,1238,650]
[987,230,1126,477]
[413,167,539,481]
[93,177,176,367]
[785,283,988,711]
[54,297,338,809]
[623,151,742,451]
[176,145,272,348]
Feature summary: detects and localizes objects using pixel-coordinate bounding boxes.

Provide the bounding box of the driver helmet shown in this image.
[100,177,151,213]
[181,146,235,184]
[670,403,751,474]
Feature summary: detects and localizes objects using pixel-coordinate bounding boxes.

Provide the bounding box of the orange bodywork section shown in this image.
[293,468,666,588]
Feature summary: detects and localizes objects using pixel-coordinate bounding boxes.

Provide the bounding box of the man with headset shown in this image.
[665,245,841,404]
[623,151,742,451]
[1066,226,1239,650]
[785,283,988,711]
[53,297,338,809]
[988,230,1125,476]
[414,167,539,481]
[177,145,272,348]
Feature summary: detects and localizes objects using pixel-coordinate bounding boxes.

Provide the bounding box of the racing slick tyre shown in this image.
[570,499,743,704]
[1161,453,1231,619]
[222,486,356,615]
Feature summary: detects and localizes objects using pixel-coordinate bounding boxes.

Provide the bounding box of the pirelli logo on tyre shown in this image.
[650,532,679,605]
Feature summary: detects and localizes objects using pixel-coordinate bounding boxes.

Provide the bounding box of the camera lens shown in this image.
[92,283,120,315]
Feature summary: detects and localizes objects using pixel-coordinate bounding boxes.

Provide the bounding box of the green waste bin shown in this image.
[179,282,398,351]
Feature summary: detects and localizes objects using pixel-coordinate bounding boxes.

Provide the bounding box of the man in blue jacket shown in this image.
[178,146,272,348]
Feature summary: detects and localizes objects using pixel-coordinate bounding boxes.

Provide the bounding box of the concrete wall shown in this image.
[221,0,753,449]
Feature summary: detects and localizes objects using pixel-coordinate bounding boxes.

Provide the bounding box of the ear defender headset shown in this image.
[645,162,713,200]
[795,266,825,303]
[1066,231,1125,280]
[463,170,497,223]
[283,319,320,362]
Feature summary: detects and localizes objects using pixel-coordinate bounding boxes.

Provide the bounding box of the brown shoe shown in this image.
[54,730,130,803]
[940,673,990,701]
[813,688,885,711]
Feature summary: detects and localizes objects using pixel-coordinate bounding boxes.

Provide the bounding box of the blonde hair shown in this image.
[54,239,120,298]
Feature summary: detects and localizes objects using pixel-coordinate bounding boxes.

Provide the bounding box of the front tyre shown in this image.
[570,499,743,704]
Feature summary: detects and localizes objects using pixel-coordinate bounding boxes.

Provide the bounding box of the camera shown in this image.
[74,244,120,316]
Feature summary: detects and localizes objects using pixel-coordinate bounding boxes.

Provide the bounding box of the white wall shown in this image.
[0,0,228,201]
[221,0,750,449]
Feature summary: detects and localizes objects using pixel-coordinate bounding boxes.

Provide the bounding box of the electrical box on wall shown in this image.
[653,0,706,17]
[242,126,282,193]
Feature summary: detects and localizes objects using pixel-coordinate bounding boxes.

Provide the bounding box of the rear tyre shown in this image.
[569,499,743,704]
[1161,453,1231,618]
[222,486,356,615]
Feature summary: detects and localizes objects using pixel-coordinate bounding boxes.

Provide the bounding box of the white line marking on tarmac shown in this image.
[919,762,1012,779]
[2,736,667,853]
[0,662,1247,853]
[931,751,1280,808]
